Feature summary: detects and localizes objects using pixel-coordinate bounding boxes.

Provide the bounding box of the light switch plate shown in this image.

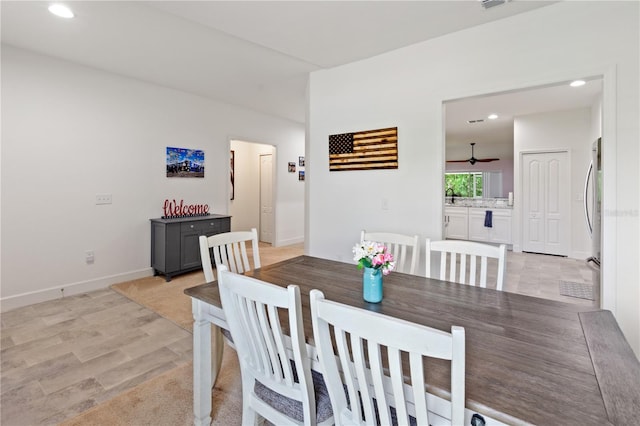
[96,193,112,205]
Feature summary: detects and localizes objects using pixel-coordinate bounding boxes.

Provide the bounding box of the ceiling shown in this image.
[3,1,600,155]
[445,78,603,160]
[2,0,558,125]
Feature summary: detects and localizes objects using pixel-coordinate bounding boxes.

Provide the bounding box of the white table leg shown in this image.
[212,325,224,383]
[193,298,212,426]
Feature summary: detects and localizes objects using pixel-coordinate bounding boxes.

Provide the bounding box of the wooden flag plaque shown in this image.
[328,127,398,171]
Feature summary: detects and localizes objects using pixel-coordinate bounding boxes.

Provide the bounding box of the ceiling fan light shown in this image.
[488,114,498,120]
[570,80,586,87]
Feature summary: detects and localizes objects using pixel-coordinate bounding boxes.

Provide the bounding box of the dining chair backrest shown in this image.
[426,238,507,291]
[199,228,260,283]
[310,289,465,426]
[360,230,419,275]
[218,266,333,426]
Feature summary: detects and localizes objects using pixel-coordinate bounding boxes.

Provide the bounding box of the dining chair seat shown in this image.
[254,367,333,423]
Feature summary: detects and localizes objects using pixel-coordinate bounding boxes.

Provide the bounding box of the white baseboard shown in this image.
[571,250,591,260]
[274,236,304,247]
[513,245,590,261]
[0,268,154,313]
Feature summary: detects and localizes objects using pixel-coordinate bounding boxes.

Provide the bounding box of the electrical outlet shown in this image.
[381,198,389,210]
[85,250,95,264]
[96,193,112,205]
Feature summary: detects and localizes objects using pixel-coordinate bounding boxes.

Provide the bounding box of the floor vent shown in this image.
[559,281,594,300]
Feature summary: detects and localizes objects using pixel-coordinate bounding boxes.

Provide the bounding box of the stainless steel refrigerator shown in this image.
[584,138,601,302]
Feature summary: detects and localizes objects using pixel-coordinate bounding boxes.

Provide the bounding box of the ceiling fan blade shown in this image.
[476,158,500,162]
[446,159,472,163]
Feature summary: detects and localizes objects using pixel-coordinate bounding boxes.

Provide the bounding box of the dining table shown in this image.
[185,255,640,426]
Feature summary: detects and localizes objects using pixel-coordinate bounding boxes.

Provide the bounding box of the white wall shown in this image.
[1,46,305,310]
[513,107,593,259]
[307,2,639,355]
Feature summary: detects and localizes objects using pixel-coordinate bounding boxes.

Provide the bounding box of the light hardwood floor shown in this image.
[0,244,596,425]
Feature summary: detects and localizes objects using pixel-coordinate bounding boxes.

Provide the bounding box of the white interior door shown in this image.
[259,154,274,244]
[522,151,570,256]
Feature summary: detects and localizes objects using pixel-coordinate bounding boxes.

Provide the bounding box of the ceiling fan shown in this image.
[447,142,499,165]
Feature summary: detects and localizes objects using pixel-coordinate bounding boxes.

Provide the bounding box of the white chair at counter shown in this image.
[360,230,419,275]
[426,238,507,291]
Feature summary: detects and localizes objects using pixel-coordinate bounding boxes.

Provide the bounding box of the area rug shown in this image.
[559,281,595,300]
[110,242,304,332]
[111,271,202,332]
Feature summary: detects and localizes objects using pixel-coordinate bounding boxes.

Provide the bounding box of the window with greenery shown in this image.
[445,172,483,197]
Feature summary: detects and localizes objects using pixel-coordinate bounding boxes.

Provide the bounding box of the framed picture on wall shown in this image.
[166,147,205,178]
[299,156,305,167]
[288,162,296,172]
[299,170,305,181]
[230,150,235,200]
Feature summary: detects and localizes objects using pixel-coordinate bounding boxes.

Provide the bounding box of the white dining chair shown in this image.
[198,228,261,359]
[360,230,419,275]
[310,289,465,426]
[426,238,507,291]
[199,228,260,283]
[218,266,333,426]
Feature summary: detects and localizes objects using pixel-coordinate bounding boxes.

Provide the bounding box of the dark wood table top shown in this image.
[186,255,640,425]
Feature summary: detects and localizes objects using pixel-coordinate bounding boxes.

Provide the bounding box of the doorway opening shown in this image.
[229,140,276,244]
[443,77,603,307]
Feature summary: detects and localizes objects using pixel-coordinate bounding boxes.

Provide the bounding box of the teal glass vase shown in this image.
[363,267,383,303]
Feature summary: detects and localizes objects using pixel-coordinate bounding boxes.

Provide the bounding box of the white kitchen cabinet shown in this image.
[468,208,512,244]
[444,207,469,240]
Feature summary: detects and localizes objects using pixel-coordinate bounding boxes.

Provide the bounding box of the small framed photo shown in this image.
[288,162,296,173]
[298,156,305,167]
[298,170,305,181]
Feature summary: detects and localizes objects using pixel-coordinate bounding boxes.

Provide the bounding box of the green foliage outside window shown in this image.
[445,172,483,197]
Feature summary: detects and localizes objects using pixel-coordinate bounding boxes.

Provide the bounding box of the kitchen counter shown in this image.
[445,197,512,209]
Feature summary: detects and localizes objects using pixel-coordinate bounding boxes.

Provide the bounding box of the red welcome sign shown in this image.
[163,199,210,218]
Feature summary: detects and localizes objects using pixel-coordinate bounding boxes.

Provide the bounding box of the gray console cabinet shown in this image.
[150,215,231,281]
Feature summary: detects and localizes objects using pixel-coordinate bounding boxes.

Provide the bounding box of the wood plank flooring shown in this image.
[0,244,596,425]
[1,289,192,425]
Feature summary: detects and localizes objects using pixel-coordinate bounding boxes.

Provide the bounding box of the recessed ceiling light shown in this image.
[48,4,74,19]
[488,114,498,120]
[570,80,586,87]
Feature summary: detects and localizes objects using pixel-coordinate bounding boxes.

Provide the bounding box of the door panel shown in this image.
[522,151,570,256]
[260,154,274,244]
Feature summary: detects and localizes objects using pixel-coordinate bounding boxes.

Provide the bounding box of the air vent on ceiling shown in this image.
[481,0,507,9]
[467,119,485,124]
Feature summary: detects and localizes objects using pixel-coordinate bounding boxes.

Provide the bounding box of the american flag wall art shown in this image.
[328,127,398,171]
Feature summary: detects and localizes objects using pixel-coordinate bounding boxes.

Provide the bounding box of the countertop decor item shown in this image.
[353,240,395,303]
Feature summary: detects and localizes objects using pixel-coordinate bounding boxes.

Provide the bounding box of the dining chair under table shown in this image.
[425,238,507,291]
[310,289,465,426]
[360,229,420,275]
[218,265,334,426]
